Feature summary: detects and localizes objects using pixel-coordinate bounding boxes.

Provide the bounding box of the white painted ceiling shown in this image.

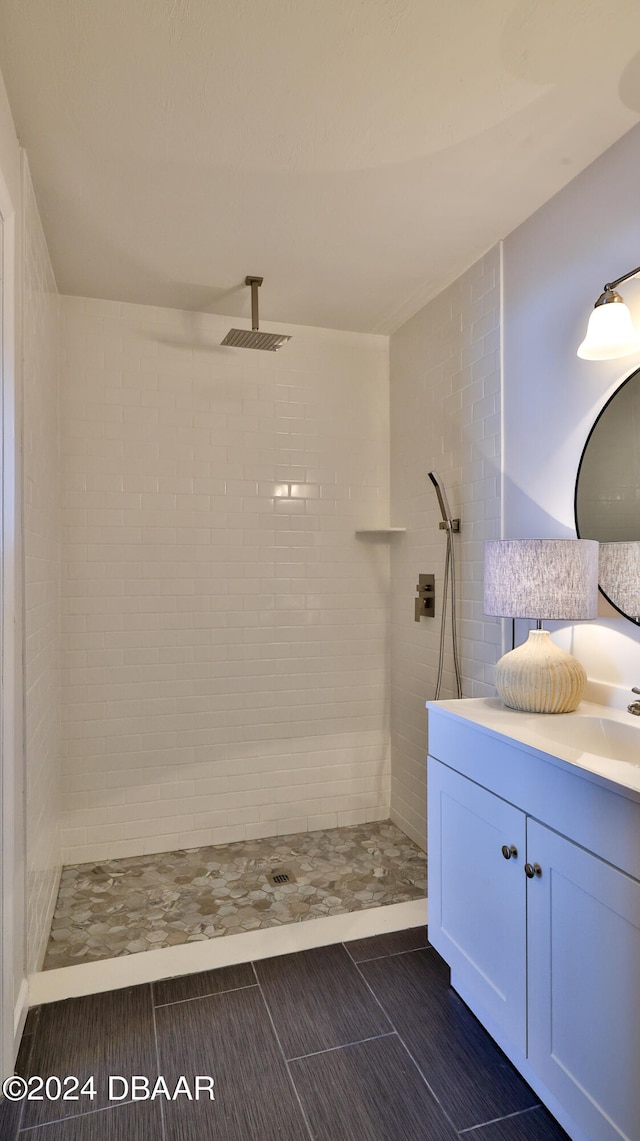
[1,0,640,333]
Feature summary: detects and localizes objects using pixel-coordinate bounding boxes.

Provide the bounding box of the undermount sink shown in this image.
[534,715,640,766]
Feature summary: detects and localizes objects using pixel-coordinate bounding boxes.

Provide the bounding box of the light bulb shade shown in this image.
[577,298,640,360]
[599,541,640,620]
[483,539,599,620]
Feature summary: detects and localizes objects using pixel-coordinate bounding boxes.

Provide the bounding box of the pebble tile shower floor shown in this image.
[44,821,426,969]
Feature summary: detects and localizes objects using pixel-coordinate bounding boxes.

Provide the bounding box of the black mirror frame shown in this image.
[574,364,640,626]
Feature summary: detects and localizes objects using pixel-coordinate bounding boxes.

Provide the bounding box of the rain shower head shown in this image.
[221,276,291,351]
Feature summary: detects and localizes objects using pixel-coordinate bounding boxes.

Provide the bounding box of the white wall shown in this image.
[0,70,61,1072]
[59,298,390,863]
[22,155,61,972]
[0,63,24,1077]
[389,248,502,848]
[503,123,640,688]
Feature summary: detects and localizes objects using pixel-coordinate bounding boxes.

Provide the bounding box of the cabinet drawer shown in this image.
[428,708,640,881]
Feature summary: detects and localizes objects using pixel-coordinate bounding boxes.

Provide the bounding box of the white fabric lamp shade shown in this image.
[577,300,640,360]
[484,539,600,620]
[483,539,599,714]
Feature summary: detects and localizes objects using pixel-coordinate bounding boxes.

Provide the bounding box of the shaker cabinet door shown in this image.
[427,757,527,1054]
[527,819,640,1141]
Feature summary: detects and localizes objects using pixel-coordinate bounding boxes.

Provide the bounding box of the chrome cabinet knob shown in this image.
[501,844,518,860]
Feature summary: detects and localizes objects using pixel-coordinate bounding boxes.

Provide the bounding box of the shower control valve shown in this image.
[415,574,435,621]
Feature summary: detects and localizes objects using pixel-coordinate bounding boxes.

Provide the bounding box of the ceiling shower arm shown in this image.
[221,275,290,350]
[245,275,264,330]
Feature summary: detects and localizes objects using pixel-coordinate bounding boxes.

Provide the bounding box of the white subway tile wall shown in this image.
[389,247,502,848]
[22,157,62,971]
[59,298,390,863]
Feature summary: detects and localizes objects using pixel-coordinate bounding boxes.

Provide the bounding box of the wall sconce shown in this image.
[483,539,599,713]
[577,264,640,360]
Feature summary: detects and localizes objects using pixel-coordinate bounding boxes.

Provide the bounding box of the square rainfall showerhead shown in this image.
[221,327,291,351]
[221,276,291,351]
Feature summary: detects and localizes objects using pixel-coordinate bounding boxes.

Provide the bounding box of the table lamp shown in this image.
[483,539,599,713]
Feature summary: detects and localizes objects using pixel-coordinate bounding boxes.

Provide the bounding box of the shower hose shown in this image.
[434,521,463,700]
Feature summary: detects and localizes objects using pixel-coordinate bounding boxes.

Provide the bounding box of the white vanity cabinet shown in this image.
[427,759,528,1053]
[427,699,640,1141]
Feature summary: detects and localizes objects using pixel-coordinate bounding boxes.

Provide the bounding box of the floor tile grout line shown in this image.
[150,984,168,1141]
[12,1081,28,1136]
[393,1031,461,1137]
[356,951,548,1139]
[13,1010,41,1139]
[456,1104,549,1135]
[152,981,258,1008]
[343,942,430,966]
[17,1099,143,1133]
[349,946,461,1136]
[286,1030,397,1063]
[250,960,316,1141]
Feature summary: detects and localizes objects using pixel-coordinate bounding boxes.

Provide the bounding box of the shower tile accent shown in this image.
[44,821,425,969]
[59,296,390,865]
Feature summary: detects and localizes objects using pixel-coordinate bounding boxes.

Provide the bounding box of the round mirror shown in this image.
[575,366,640,625]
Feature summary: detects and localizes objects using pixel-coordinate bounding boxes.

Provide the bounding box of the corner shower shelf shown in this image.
[354,527,406,536]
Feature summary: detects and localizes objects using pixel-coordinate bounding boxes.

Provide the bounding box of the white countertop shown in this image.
[426,697,640,800]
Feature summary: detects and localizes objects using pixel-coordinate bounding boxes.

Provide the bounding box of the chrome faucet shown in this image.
[628,687,640,716]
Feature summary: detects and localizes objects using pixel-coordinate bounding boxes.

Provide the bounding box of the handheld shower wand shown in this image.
[428,471,460,532]
[427,473,463,699]
[428,471,453,528]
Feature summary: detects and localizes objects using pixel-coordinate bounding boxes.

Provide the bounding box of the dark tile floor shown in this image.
[1,928,569,1141]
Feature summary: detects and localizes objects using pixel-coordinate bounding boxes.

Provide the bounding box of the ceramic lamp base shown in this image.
[495,628,586,714]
